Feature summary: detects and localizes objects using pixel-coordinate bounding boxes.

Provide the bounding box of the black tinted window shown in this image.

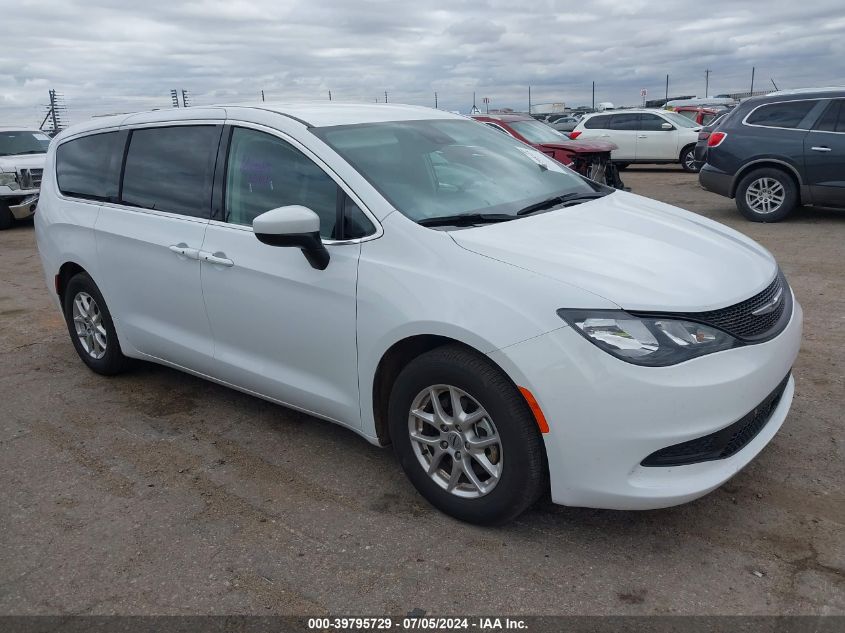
[746,101,816,129]
[639,114,668,131]
[225,127,339,238]
[610,114,640,130]
[121,126,220,218]
[584,115,612,129]
[815,100,845,133]
[56,132,121,201]
[342,196,375,239]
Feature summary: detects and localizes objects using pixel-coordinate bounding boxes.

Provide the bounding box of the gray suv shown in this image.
[699,89,845,222]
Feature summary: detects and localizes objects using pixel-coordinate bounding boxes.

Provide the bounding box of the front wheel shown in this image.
[680,146,699,173]
[389,345,546,525]
[735,168,797,222]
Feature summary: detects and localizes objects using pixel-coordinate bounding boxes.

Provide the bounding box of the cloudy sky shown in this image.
[2,0,844,126]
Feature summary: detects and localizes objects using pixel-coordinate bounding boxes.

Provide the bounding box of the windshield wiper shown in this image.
[516,191,609,216]
[418,213,516,228]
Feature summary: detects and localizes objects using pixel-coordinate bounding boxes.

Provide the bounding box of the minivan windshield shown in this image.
[0,131,51,156]
[313,119,600,223]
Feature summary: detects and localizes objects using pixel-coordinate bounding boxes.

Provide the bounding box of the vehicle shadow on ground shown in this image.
[120,359,730,541]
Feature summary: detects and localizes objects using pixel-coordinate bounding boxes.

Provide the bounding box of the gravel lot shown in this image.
[1,166,843,616]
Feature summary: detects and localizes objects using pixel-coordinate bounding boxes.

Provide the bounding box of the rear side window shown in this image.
[814,100,845,133]
[584,115,612,129]
[121,125,220,218]
[56,132,121,201]
[746,101,816,129]
[610,114,640,130]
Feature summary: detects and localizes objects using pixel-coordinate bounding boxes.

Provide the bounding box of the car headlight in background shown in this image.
[557,309,738,366]
[0,173,20,190]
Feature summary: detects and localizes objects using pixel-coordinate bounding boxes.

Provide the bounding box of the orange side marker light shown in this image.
[518,386,549,434]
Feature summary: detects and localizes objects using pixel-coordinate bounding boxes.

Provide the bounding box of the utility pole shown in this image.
[170,89,180,108]
[328,90,332,101]
[261,90,265,102]
[665,74,669,101]
[591,81,595,110]
[771,78,779,91]
[528,85,531,114]
[434,92,438,109]
[181,89,191,108]
[705,69,711,98]
[750,67,755,95]
[384,91,388,103]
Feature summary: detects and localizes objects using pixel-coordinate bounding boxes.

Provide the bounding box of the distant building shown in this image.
[529,102,566,115]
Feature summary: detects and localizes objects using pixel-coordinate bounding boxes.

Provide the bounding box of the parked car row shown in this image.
[699,88,845,221]
[473,113,626,188]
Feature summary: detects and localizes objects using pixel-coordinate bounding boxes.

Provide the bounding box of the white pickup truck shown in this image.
[0,127,51,229]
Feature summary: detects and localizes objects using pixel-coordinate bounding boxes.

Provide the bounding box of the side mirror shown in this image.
[253,205,330,270]
[661,122,675,130]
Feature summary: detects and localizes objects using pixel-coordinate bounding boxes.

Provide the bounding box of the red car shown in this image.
[670,106,727,126]
[471,114,624,188]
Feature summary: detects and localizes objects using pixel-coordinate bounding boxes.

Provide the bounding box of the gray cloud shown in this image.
[1,0,844,126]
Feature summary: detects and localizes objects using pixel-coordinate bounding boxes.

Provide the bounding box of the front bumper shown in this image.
[488,296,802,510]
[699,164,733,198]
[7,194,39,219]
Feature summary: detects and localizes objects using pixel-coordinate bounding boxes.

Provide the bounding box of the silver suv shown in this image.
[0,127,50,229]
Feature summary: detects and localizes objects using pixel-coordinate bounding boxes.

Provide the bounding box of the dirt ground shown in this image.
[1,166,843,616]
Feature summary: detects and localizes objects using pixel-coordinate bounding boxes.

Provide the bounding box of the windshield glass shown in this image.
[660,112,700,128]
[313,119,597,223]
[508,120,571,143]
[0,131,51,156]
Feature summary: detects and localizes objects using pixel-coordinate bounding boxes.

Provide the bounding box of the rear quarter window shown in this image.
[583,115,612,129]
[745,100,817,129]
[56,132,122,201]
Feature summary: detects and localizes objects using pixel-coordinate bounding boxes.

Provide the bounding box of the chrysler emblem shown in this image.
[751,287,784,316]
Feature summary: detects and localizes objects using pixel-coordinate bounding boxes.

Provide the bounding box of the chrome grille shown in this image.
[18,168,43,190]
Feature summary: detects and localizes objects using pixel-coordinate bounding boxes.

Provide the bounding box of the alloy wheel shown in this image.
[72,291,107,359]
[683,150,697,171]
[407,384,503,499]
[745,177,785,214]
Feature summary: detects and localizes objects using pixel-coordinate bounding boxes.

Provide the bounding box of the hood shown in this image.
[449,191,777,312]
[0,153,46,172]
[538,140,617,153]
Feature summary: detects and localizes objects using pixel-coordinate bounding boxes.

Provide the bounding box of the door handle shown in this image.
[199,250,234,267]
[168,244,200,259]
[810,146,832,152]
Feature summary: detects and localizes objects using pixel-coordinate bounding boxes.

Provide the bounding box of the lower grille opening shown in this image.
[641,373,791,467]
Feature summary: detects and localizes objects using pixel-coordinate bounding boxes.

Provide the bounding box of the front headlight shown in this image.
[0,173,20,190]
[557,309,738,366]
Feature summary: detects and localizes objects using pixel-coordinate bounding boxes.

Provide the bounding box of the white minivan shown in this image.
[571,109,702,172]
[36,103,801,524]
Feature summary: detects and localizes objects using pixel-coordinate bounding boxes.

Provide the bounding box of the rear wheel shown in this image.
[680,145,699,173]
[63,272,132,375]
[389,345,546,525]
[735,168,797,222]
[0,203,12,230]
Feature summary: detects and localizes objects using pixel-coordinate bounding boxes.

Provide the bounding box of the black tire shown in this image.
[735,167,798,222]
[63,272,132,375]
[389,344,546,525]
[680,145,699,173]
[0,203,12,230]
[615,162,630,170]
